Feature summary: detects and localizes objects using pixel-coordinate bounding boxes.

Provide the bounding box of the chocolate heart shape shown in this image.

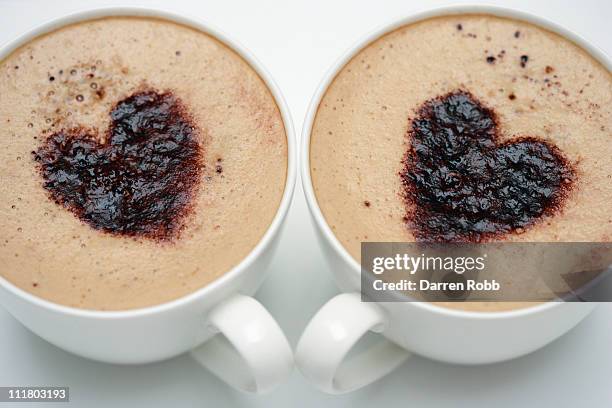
[402,91,574,242]
[33,90,203,241]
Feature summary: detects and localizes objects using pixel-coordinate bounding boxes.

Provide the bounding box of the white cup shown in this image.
[295,5,609,394]
[0,7,296,395]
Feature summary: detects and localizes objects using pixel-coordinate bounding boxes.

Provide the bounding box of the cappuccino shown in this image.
[0,17,287,310]
[310,14,611,311]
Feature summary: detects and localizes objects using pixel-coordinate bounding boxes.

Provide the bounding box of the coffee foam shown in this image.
[0,16,287,310]
[310,14,611,311]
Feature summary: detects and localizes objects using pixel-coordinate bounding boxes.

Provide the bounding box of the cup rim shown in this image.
[300,4,611,319]
[0,6,297,319]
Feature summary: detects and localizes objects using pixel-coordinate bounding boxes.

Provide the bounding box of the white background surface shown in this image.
[0,0,610,406]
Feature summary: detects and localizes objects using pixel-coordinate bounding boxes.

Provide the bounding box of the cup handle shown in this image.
[190,294,293,394]
[295,292,411,394]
